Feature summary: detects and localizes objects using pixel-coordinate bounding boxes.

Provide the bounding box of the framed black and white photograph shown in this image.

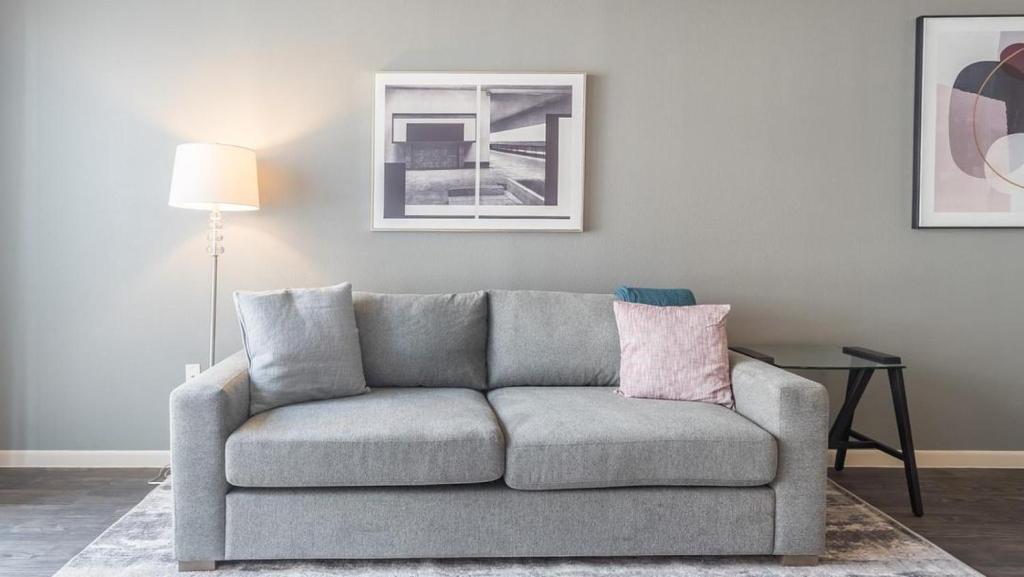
[372,73,586,231]
[914,16,1024,228]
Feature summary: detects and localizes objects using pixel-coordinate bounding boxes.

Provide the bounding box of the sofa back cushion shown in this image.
[488,290,620,387]
[353,291,488,389]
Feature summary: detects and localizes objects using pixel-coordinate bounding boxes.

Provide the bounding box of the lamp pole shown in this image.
[207,209,223,368]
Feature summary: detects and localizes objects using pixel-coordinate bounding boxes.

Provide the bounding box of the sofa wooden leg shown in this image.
[780,555,818,566]
[178,560,216,571]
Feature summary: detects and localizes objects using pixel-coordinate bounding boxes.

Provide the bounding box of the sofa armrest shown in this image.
[730,351,828,556]
[170,350,250,562]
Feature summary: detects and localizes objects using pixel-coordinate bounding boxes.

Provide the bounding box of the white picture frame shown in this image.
[372,72,586,231]
[914,15,1024,228]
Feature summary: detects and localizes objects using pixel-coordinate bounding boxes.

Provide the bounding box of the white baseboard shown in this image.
[0,449,1022,469]
[0,450,170,468]
[828,449,1024,468]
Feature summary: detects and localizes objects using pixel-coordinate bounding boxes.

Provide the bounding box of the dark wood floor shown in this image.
[0,468,158,577]
[0,468,1021,577]
[828,468,1024,577]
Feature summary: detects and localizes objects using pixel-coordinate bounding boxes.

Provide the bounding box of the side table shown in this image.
[731,344,924,516]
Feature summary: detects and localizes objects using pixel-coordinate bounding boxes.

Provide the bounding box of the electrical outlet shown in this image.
[185,364,202,380]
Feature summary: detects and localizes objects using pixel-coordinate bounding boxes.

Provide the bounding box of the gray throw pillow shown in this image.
[234,282,367,414]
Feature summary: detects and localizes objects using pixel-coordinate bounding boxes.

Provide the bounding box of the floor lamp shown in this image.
[169,143,260,369]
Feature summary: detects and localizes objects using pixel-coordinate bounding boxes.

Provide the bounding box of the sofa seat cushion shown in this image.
[226,388,505,487]
[487,387,776,490]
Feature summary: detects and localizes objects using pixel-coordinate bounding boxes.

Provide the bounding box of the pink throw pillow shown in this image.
[613,301,733,407]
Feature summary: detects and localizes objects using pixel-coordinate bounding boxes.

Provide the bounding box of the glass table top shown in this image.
[730,344,905,370]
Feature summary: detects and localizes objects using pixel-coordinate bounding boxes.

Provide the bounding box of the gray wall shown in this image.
[1,0,1022,451]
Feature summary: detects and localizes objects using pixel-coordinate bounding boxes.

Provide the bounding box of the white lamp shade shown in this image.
[168,143,260,211]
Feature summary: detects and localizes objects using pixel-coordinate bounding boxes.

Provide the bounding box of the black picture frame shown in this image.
[913,14,1024,229]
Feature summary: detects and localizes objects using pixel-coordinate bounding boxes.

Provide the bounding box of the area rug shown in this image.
[53,481,981,577]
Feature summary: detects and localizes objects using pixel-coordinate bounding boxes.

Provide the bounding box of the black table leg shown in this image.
[888,367,924,516]
[828,368,874,458]
[834,369,863,471]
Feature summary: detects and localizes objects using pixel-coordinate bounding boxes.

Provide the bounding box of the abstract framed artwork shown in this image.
[915,16,1024,228]
[372,73,586,231]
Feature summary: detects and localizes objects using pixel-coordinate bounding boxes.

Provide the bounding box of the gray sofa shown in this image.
[170,290,828,571]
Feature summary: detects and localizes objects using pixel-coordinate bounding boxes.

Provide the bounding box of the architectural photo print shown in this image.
[373,73,585,230]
